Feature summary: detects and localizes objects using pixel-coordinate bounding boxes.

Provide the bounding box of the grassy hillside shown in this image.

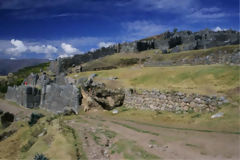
[81,45,239,71]
[70,64,240,99]
[0,62,49,94]
[13,62,50,84]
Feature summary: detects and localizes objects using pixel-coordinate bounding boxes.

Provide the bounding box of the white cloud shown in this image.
[90,48,96,52]
[137,0,193,10]
[61,43,79,54]
[5,39,58,59]
[58,54,74,59]
[116,0,194,12]
[122,20,168,39]
[98,42,115,48]
[10,57,16,60]
[213,26,227,32]
[187,7,228,21]
[6,39,27,56]
[29,45,57,54]
[213,26,222,32]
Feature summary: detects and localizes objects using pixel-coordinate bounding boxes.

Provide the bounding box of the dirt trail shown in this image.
[0,99,32,119]
[67,114,240,160]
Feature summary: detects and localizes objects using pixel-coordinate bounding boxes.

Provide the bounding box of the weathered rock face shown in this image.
[124,89,228,113]
[40,83,80,114]
[5,86,41,108]
[80,79,125,111]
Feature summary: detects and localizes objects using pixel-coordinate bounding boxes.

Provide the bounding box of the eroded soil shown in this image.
[66,113,240,160]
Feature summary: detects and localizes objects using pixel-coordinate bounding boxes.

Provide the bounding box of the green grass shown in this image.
[90,131,102,145]
[79,44,238,71]
[185,143,200,148]
[110,139,160,160]
[101,104,240,134]
[112,121,159,136]
[70,45,239,96]
[0,62,50,93]
[100,129,117,139]
[70,64,240,96]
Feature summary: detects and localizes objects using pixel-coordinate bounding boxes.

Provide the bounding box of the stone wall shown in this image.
[5,72,81,114]
[50,29,239,74]
[123,89,228,113]
[49,45,118,74]
[5,86,41,109]
[40,84,80,114]
[144,49,240,67]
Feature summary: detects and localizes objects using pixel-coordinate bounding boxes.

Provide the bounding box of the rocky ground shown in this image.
[0,99,239,160]
[66,111,239,160]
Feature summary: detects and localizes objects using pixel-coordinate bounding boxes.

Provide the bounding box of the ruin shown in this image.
[49,29,239,74]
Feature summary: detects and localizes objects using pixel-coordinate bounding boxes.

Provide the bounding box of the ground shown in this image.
[0,99,239,160]
[0,45,240,159]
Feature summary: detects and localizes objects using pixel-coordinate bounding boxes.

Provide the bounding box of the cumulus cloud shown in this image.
[61,43,79,54]
[29,45,57,54]
[98,42,115,48]
[4,39,58,59]
[58,54,74,59]
[90,48,96,52]
[58,43,82,59]
[213,26,227,32]
[6,39,27,56]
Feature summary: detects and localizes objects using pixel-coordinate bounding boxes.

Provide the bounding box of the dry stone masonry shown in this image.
[49,29,239,74]
[123,89,228,113]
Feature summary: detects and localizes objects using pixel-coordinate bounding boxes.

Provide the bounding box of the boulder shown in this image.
[80,79,125,111]
[63,107,77,115]
[1,112,14,127]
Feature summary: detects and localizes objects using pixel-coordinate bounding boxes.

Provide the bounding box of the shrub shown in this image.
[33,153,49,160]
[28,113,44,126]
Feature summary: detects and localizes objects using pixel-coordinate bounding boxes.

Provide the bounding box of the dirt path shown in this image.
[0,99,33,119]
[66,114,240,160]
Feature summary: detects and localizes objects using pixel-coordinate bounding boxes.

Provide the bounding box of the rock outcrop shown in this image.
[80,78,125,111]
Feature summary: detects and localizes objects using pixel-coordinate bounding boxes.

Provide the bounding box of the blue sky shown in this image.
[0,0,239,59]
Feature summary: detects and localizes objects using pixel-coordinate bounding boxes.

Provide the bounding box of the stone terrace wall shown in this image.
[5,86,41,109]
[123,89,228,113]
[144,49,240,67]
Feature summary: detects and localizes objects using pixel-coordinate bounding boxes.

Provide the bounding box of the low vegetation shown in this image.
[110,139,160,159]
[80,44,238,71]
[0,62,49,94]
[70,64,240,97]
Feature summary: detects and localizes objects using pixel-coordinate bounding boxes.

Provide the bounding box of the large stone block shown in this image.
[5,86,41,108]
[40,84,80,114]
